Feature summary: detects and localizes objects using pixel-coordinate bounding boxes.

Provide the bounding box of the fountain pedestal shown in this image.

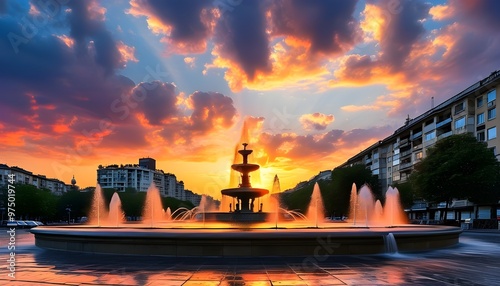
[220,143,269,216]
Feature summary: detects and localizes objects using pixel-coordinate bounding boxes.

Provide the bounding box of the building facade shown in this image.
[339,70,500,222]
[96,158,201,203]
[0,164,71,195]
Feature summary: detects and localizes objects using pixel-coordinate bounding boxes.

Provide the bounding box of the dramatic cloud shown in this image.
[128,0,214,53]
[0,0,237,164]
[253,125,393,168]
[158,91,237,144]
[299,113,335,131]
[208,0,361,91]
[213,0,270,81]
[129,81,179,125]
[269,0,360,55]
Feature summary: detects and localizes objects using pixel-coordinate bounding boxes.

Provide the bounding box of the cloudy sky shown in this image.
[1,0,500,198]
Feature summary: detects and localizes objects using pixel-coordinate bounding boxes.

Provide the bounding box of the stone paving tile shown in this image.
[3,231,500,285]
[270,280,308,285]
[302,278,345,286]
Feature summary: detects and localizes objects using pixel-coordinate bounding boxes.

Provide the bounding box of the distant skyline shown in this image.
[1,0,500,198]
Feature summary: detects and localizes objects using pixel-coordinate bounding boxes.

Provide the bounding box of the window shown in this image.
[424,131,436,141]
[477,132,485,142]
[454,102,465,114]
[488,108,496,120]
[477,113,485,125]
[392,173,400,181]
[487,89,496,103]
[455,117,466,129]
[415,151,423,160]
[477,96,484,108]
[487,127,497,140]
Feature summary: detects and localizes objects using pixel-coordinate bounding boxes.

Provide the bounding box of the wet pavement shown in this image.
[1,229,500,285]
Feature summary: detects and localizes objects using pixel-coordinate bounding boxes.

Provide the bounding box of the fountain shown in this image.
[31,143,461,257]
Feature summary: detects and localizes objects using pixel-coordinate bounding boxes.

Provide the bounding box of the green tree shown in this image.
[280,180,333,215]
[393,181,415,209]
[57,190,92,220]
[281,164,380,218]
[330,164,381,216]
[6,184,58,221]
[411,134,500,213]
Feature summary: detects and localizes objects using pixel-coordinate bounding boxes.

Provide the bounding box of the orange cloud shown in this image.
[56,35,75,48]
[360,3,387,44]
[184,57,196,68]
[299,113,334,131]
[341,105,379,112]
[208,38,331,92]
[117,41,138,65]
[429,4,453,21]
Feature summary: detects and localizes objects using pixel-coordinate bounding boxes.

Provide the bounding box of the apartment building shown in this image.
[0,164,72,195]
[339,70,500,221]
[96,158,200,203]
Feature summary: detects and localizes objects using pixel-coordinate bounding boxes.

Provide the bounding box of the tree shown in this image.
[280,180,332,215]
[330,164,381,216]
[281,164,380,218]
[6,184,58,221]
[393,181,415,210]
[411,134,500,211]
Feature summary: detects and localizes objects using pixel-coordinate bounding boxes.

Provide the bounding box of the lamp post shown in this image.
[65,206,71,224]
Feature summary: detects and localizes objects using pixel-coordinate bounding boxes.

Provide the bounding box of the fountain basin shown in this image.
[31,225,461,257]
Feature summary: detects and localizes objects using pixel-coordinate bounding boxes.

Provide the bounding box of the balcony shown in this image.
[410,202,428,210]
[437,130,452,140]
[450,200,474,208]
[436,117,452,128]
[399,161,413,171]
[454,124,475,135]
[411,131,422,140]
[413,143,423,150]
[423,122,436,133]
[400,149,412,158]
[399,138,409,147]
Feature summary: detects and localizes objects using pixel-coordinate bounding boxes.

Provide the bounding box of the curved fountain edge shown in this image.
[30,225,462,257]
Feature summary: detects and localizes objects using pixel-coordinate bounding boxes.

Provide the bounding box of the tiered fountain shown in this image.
[31,143,462,257]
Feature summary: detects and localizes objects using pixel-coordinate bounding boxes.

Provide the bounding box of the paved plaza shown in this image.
[1,229,500,285]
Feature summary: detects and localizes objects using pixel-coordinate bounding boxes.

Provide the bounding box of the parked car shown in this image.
[6,220,28,228]
[25,220,40,228]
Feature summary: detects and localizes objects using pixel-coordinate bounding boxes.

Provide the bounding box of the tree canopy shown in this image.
[330,164,381,216]
[281,164,380,217]
[411,133,500,205]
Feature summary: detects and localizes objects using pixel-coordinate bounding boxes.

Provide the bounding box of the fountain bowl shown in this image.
[30,224,461,257]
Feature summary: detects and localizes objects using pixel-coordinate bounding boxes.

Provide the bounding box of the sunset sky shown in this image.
[1,0,500,198]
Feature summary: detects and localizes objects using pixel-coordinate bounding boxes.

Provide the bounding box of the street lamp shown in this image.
[65,206,71,224]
